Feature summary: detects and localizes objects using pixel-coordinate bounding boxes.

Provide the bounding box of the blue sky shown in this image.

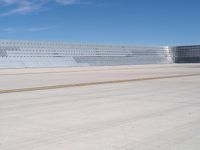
[0,0,200,45]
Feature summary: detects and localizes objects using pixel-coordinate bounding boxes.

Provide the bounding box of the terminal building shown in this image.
[173,45,200,63]
[0,40,199,68]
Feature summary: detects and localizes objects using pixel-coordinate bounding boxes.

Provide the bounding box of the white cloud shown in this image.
[56,0,78,5]
[0,27,52,33]
[28,27,52,32]
[1,27,17,33]
[0,0,81,16]
[0,0,46,16]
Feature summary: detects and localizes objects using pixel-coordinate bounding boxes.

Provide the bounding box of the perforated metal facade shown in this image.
[0,40,174,68]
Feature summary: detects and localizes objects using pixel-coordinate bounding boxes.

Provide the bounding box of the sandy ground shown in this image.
[0,64,200,150]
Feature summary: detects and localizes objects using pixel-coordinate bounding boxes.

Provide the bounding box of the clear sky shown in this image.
[0,0,199,46]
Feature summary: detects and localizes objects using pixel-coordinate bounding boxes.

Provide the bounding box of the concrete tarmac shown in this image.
[0,64,200,150]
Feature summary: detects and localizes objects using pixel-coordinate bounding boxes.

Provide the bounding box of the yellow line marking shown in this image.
[0,73,200,94]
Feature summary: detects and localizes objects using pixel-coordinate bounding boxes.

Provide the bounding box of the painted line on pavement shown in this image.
[0,73,200,94]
